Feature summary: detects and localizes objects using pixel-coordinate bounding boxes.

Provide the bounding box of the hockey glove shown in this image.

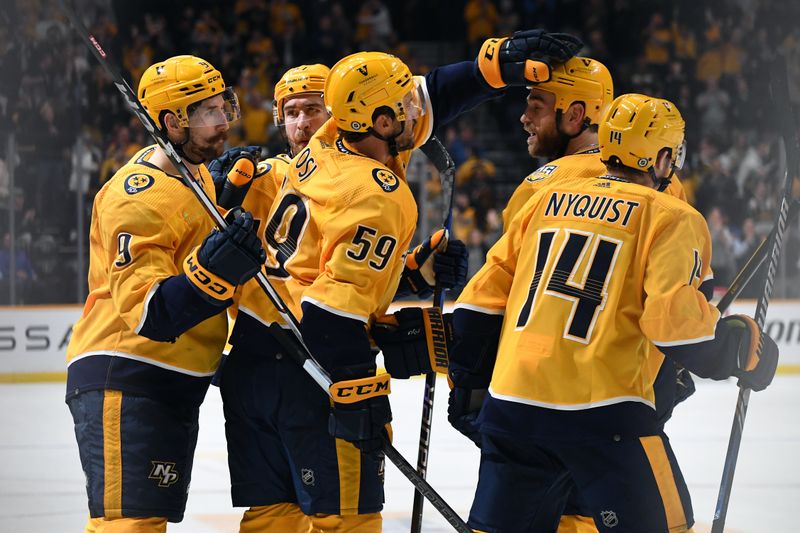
[446,308,503,447]
[476,29,584,89]
[397,229,469,299]
[448,386,485,448]
[724,315,779,392]
[208,146,262,209]
[328,363,392,455]
[674,366,696,406]
[372,307,452,379]
[184,210,265,303]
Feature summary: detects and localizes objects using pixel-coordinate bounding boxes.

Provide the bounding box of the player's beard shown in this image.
[186,129,229,162]
[393,120,416,152]
[527,125,567,160]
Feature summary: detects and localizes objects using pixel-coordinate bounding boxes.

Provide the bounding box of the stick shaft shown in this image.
[411,137,457,533]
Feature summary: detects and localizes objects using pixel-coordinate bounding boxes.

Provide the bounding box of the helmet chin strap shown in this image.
[553,110,589,159]
[369,120,404,157]
[648,166,675,192]
[174,128,205,165]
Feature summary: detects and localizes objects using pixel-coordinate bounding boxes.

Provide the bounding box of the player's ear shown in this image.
[372,112,394,135]
[162,112,183,138]
[564,101,587,134]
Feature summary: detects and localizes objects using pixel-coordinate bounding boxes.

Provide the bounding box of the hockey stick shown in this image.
[711,58,799,532]
[409,136,457,533]
[61,4,471,531]
[716,199,800,314]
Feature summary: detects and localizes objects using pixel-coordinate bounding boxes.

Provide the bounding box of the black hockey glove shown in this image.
[446,308,502,447]
[476,29,583,89]
[208,146,262,209]
[724,315,779,392]
[372,307,452,379]
[184,209,265,303]
[328,363,392,455]
[448,386,485,448]
[397,229,468,299]
[674,366,696,406]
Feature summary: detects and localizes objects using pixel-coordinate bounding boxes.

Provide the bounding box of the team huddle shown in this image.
[65,28,779,533]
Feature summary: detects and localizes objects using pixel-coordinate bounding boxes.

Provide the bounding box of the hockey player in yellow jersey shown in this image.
[65,56,265,533]
[489,54,696,533]
[449,94,779,532]
[217,31,585,533]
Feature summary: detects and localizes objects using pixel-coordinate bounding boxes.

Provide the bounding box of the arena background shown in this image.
[1,2,799,532]
[2,0,800,377]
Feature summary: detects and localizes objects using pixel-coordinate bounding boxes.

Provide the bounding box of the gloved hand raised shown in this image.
[397,229,468,299]
[207,146,262,209]
[476,29,583,89]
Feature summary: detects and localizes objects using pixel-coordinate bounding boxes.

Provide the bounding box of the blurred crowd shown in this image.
[1,0,799,303]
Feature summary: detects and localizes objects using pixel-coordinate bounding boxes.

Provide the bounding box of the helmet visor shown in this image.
[399,80,426,122]
[187,87,241,128]
[674,139,687,170]
[280,93,328,128]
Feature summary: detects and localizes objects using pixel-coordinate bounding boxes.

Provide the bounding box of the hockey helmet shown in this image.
[534,56,613,127]
[599,93,686,173]
[324,52,426,133]
[273,63,330,127]
[138,55,240,129]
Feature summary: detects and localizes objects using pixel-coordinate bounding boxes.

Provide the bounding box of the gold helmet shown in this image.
[273,63,330,127]
[324,52,425,132]
[599,93,686,173]
[535,56,613,126]
[138,55,240,128]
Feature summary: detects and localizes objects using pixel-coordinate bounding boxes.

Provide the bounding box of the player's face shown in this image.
[393,118,417,152]
[283,94,328,154]
[184,95,230,161]
[520,88,562,159]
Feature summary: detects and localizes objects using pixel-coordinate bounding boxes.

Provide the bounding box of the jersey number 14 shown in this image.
[516,229,621,343]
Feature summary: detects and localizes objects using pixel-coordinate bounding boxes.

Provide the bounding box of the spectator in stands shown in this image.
[696,78,731,136]
[707,206,738,286]
[464,0,499,54]
[0,231,37,304]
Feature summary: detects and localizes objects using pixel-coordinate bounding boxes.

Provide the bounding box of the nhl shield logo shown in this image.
[372,168,399,192]
[124,173,155,194]
[600,510,618,528]
[301,468,315,486]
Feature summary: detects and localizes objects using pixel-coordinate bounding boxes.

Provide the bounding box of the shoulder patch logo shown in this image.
[124,173,155,195]
[255,161,273,177]
[372,168,399,192]
[525,164,557,183]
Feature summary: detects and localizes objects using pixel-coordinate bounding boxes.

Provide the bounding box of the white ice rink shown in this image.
[1,375,797,532]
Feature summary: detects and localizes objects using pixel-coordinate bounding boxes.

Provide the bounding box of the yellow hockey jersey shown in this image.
[236,106,432,329]
[67,146,227,379]
[457,175,717,410]
[502,148,688,231]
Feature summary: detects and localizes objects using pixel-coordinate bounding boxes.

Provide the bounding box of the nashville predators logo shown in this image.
[372,168,399,192]
[148,461,179,488]
[124,174,155,194]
